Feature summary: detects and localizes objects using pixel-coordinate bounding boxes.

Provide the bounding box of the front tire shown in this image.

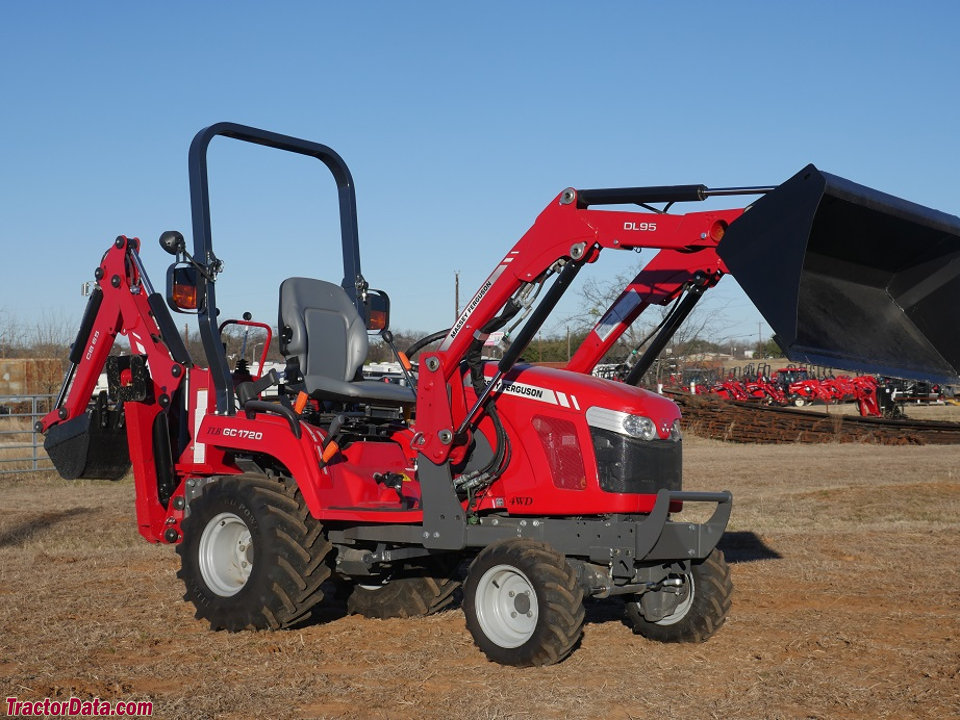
[463,539,584,667]
[177,473,332,631]
[624,548,732,643]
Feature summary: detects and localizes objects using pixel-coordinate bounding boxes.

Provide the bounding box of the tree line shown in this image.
[1,260,784,375]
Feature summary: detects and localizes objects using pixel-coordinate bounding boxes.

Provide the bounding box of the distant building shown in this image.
[0,358,64,395]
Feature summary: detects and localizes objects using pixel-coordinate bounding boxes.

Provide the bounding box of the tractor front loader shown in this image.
[38,123,960,667]
[564,165,960,400]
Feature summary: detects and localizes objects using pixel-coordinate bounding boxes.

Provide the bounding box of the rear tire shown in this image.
[624,548,732,643]
[346,557,460,619]
[177,473,332,631]
[463,539,584,667]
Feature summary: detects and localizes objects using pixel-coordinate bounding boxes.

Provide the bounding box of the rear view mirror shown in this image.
[365,289,390,332]
[166,263,204,313]
[159,230,186,256]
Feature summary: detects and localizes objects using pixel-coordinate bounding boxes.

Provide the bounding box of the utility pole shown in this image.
[454,271,460,321]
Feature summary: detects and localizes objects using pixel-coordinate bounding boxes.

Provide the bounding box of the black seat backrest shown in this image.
[278,277,415,405]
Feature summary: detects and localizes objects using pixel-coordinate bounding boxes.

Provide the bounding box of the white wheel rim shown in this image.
[655,573,695,626]
[475,564,539,648]
[199,512,253,597]
[357,582,388,591]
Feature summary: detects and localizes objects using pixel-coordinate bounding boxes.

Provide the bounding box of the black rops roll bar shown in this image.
[187,122,367,414]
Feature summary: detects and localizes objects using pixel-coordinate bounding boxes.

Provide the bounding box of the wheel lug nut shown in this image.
[511,611,517,618]
[508,591,515,597]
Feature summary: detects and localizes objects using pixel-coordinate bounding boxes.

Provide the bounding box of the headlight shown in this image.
[621,414,657,441]
[585,407,674,442]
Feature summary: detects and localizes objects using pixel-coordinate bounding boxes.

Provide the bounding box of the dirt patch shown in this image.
[2,442,959,719]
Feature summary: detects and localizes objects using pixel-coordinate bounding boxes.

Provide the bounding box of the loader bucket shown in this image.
[43,395,130,480]
[718,164,960,384]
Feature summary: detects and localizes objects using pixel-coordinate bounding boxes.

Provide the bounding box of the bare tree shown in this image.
[27,310,77,358]
[0,310,74,359]
[0,309,19,358]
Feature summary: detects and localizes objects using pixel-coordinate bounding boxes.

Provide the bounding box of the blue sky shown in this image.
[2,2,958,348]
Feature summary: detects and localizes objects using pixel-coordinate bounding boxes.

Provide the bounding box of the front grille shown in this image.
[589,428,682,494]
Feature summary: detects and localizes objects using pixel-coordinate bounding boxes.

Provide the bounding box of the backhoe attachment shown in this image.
[40,236,190,481]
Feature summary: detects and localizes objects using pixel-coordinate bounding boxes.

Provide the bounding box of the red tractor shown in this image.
[39,123,960,666]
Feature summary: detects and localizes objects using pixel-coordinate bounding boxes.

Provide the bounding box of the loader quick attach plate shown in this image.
[718,164,960,384]
[43,394,130,480]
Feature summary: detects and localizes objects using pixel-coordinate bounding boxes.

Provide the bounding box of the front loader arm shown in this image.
[566,246,729,374]
[414,189,744,463]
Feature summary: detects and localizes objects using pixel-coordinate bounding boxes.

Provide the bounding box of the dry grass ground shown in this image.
[1,437,959,719]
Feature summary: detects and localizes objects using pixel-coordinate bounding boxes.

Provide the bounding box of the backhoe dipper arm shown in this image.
[414,188,745,463]
[39,236,190,433]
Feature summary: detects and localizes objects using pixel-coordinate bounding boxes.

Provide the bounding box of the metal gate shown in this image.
[0,395,55,474]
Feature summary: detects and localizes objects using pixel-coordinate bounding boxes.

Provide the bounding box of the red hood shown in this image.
[482,362,681,423]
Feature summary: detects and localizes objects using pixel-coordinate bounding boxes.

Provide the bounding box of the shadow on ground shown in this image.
[718,531,782,563]
[0,507,95,548]
[295,532,781,629]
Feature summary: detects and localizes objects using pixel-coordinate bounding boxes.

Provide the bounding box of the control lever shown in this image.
[320,414,345,466]
[236,368,280,406]
[380,330,417,391]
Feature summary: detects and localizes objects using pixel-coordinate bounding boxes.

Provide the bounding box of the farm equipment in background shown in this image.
[771,366,820,405]
[38,124,960,667]
[710,379,750,402]
[880,378,943,404]
[704,367,885,416]
[709,373,787,406]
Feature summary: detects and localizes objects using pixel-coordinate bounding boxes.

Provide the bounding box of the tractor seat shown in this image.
[278,277,415,406]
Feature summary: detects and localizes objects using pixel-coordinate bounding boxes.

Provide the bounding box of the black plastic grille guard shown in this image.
[637,490,732,561]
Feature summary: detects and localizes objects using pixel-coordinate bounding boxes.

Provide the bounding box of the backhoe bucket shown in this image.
[43,394,130,480]
[718,164,960,384]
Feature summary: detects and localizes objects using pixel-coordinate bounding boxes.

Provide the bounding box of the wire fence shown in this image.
[0,394,56,474]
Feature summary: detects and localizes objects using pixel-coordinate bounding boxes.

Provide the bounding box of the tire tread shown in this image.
[624,548,733,643]
[177,473,332,632]
[464,539,584,667]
